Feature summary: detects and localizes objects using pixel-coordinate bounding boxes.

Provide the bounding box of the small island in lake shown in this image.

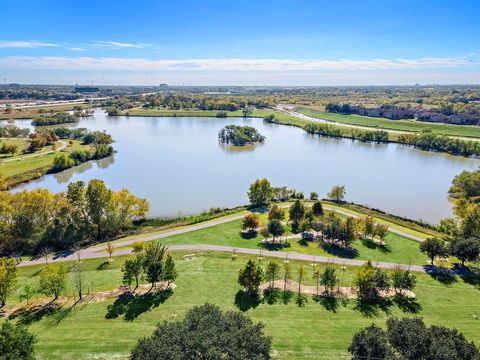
[218,125,266,146]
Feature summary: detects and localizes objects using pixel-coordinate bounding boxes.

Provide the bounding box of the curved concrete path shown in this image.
[18,205,429,272]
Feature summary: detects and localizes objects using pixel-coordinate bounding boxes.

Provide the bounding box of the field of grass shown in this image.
[6,251,480,359]
[294,106,480,139]
[112,211,429,266]
[0,103,94,120]
[0,140,91,186]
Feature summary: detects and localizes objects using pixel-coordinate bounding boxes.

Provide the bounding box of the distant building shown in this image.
[75,86,100,93]
[159,83,168,89]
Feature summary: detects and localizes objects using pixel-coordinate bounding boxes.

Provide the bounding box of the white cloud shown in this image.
[0,40,59,48]
[0,56,472,72]
[93,41,151,49]
[67,47,86,51]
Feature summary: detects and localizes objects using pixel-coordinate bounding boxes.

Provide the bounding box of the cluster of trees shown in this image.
[398,129,480,157]
[218,125,266,146]
[0,321,36,360]
[31,112,78,126]
[349,317,479,360]
[52,144,114,172]
[27,132,58,152]
[0,125,30,138]
[304,123,390,144]
[420,169,480,266]
[354,261,416,300]
[0,142,18,156]
[0,179,149,257]
[122,243,177,290]
[141,93,273,111]
[130,303,271,359]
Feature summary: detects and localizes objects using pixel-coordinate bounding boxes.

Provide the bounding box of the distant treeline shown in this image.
[31,109,93,126]
[265,114,480,157]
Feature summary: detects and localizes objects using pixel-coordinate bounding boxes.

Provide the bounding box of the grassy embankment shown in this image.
[294,105,480,139]
[0,103,94,120]
[0,140,92,187]
[6,249,480,359]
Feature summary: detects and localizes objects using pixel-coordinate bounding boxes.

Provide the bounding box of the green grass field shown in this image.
[0,103,94,120]
[294,106,480,139]
[125,214,429,266]
[7,251,480,359]
[0,140,91,186]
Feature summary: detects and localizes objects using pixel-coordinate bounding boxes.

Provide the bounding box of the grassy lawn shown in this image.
[0,140,91,185]
[7,251,480,359]
[114,214,429,266]
[0,103,94,120]
[294,106,480,139]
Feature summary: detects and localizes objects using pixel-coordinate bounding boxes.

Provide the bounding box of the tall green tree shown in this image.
[130,304,272,360]
[265,261,279,290]
[420,237,448,265]
[0,257,17,308]
[311,201,324,217]
[248,178,274,207]
[143,243,167,289]
[122,253,144,289]
[0,322,36,360]
[86,179,113,240]
[162,254,177,286]
[327,185,346,203]
[450,237,480,266]
[289,200,305,227]
[267,219,284,242]
[238,260,264,296]
[320,266,338,295]
[39,264,68,300]
[268,204,285,221]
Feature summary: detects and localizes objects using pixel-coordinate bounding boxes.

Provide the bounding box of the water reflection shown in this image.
[9,110,480,222]
[219,143,262,153]
[52,156,114,184]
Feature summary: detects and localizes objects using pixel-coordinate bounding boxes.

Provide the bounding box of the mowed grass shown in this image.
[0,103,94,120]
[8,251,480,359]
[0,140,90,178]
[117,214,429,266]
[294,106,480,139]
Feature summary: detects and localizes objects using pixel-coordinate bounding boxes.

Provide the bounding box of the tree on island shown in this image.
[218,125,265,146]
[130,303,272,360]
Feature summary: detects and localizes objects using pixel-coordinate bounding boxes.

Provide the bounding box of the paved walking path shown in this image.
[18,205,429,271]
[1,140,68,163]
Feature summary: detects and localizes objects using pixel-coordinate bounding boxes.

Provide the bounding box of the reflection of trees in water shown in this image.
[218,143,261,154]
[96,156,115,169]
[52,155,114,183]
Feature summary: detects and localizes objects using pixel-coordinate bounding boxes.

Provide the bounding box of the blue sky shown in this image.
[0,0,479,85]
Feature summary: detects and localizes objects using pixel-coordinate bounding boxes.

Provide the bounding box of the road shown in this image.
[1,140,68,163]
[277,105,480,142]
[19,204,427,270]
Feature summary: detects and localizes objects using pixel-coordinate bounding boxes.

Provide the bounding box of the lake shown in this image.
[11,110,480,223]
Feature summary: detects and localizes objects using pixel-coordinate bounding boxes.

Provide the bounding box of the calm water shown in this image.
[11,110,480,223]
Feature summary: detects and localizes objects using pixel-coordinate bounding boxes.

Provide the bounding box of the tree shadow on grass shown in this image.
[361,239,391,254]
[234,290,261,312]
[97,260,112,270]
[8,301,62,325]
[105,289,173,321]
[261,242,291,251]
[458,267,480,289]
[354,297,393,318]
[321,242,358,259]
[425,266,457,286]
[313,294,339,313]
[393,295,422,314]
[240,230,258,240]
